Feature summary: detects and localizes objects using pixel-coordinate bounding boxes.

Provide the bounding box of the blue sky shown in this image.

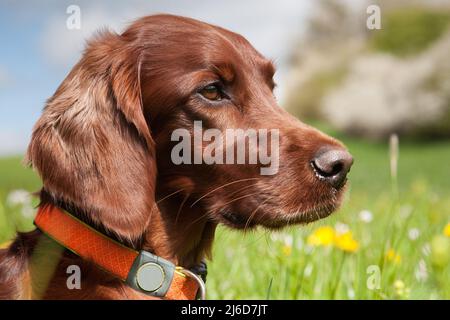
[0,0,313,155]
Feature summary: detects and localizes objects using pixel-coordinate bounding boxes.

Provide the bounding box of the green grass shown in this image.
[0,135,449,299]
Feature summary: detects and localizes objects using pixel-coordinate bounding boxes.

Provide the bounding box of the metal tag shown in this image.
[126,251,175,297]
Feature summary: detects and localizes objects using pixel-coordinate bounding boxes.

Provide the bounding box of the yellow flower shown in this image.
[444,223,450,237]
[394,280,409,298]
[0,241,12,249]
[282,244,292,256]
[307,226,335,247]
[334,231,359,253]
[386,249,401,264]
[431,235,449,268]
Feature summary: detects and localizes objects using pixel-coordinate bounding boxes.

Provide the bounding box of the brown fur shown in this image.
[0,14,349,299]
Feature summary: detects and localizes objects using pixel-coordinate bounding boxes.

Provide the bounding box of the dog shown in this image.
[0,14,353,299]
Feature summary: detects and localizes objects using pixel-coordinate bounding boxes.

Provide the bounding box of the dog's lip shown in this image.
[260,200,340,229]
[217,198,339,230]
[219,209,256,229]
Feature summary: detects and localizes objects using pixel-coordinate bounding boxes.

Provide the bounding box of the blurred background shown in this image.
[0,0,449,299]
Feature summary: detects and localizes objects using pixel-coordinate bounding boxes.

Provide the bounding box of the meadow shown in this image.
[0,131,449,299]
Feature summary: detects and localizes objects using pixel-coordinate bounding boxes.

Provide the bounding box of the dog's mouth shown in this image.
[261,201,339,229]
[219,208,258,229]
[217,196,342,230]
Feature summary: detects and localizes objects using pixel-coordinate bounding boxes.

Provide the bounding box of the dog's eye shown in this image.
[199,84,222,101]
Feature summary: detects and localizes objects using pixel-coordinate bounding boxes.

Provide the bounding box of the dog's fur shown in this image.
[0,14,349,299]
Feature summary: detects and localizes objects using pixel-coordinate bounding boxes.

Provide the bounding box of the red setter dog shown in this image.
[0,14,352,299]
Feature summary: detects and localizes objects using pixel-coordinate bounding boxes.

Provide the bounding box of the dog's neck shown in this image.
[143,201,217,268]
[39,189,216,269]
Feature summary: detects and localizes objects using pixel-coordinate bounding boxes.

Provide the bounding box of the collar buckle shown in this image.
[175,267,206,300]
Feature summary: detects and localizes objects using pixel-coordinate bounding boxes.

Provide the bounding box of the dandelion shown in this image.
[386,249,401,264]
[282,244,292,256]
[359,210,373,223]
[0,241,12,249]
[408,228,420,241]
[334,231,359,253]
[307,226,335,247]
[307,225,360,253]
[444,223,450,237]
[335,222,350,235]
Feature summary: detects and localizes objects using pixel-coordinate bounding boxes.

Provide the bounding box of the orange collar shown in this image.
[34,205,204,300]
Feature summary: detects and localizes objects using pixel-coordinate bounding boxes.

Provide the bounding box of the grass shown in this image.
[0,133,449,299]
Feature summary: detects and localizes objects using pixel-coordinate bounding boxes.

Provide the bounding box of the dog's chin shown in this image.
[214,182,348,230]
[260,201,339,229]
[217,196,343,230]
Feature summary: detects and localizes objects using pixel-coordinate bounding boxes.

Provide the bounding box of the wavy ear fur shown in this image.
[26,31,156,242]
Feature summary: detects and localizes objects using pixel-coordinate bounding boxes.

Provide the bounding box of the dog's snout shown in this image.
[311,147,353,189]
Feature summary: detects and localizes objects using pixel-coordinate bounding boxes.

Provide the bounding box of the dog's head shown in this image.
[27,14,353,242]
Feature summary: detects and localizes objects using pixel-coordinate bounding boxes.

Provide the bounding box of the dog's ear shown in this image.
[27,31,156,242]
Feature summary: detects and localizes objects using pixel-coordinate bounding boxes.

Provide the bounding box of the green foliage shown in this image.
[0,156,40,192]
[0,156,40,242]
[370,8,450,56]
[285,66,348,120]
[0,138,449,298]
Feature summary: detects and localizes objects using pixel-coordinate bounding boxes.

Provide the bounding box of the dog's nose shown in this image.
[311,147,353,189]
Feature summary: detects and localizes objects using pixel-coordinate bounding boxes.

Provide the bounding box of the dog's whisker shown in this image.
[227,183,258,198]
[157,188,185,204]
[175,193,190,224]
[243,197,271,232]
[190,178,258,208]
[221,192,260,207]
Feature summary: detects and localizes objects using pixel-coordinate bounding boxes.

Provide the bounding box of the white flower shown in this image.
[6,189,31,206]
[359,210,373,223]
[415,259,428,282]
[283,234,293,247]
[408,228,420,241]
[335,222,350,235]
